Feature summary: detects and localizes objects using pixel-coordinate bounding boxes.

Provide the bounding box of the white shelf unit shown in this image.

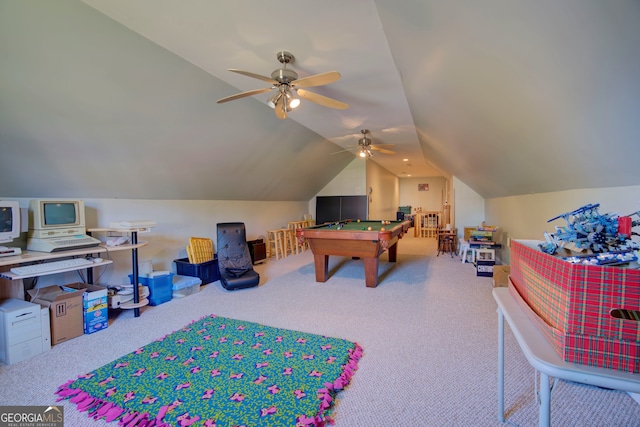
[88,228,152,317]
[0,240,149,317]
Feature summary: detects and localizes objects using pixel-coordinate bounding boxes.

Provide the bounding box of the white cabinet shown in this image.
[0,299,44,364]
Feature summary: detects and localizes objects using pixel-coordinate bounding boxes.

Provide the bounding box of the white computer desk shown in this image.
[493,287,640,427]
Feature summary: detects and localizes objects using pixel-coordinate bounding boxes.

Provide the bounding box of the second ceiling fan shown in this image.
[216,51,348,119]
[334,129,396,158]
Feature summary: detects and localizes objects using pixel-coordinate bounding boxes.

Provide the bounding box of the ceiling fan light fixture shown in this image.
[288,97,301,109]
[267,92,281,109]
[284,88,300,109]
[358,147,373,158]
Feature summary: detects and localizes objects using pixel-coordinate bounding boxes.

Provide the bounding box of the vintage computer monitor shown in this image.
[26,199,100,252]
[0,201,22,257]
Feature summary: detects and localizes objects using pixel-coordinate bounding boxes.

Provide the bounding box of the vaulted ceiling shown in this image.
[1,1,639,201]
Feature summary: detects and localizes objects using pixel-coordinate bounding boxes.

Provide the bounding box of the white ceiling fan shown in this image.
[333,129,396,158]
[216,51,349,119]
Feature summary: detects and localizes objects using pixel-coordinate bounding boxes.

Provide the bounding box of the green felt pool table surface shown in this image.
[309,220,406,231]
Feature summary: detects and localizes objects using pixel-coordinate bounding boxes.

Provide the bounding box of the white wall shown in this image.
[309,158,400,221]
[366,160,399,220]
[9,198,308,288]
[310,159,366,218]
[485,185,640,264]
[313,161,452,221]
[399,177,447,213]
[452,176,485,233]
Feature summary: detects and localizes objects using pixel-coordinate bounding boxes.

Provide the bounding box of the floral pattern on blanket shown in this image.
[56,314,363,427]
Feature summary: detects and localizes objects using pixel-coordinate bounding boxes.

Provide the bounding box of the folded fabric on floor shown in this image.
[56,314,363,427]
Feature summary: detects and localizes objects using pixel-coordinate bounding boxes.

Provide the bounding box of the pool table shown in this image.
[295,219,411,288]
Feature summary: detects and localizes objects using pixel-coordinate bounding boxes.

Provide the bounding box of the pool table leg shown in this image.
[388,242,398,262]
[364,257,380,288]
[314,254,329,282]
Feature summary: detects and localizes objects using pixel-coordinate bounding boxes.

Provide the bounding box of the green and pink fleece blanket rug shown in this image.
[55,314,363,427]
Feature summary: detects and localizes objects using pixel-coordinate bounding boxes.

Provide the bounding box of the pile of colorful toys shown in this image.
[539,203,640,265]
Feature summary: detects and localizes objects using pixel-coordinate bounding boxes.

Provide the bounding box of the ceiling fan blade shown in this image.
[370,146,396,155]
[216,87,273,104]
[297,89,349,110]
[274,95,287,120]
[331,147,356,155]
[291,71,341,88]
[228,69,278,85]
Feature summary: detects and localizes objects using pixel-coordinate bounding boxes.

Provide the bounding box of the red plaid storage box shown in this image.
[509,239,640,373]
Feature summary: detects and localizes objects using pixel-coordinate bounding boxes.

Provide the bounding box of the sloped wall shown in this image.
[485,184,640,264]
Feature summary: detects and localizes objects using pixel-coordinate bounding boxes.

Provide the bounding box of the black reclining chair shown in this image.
[216,222,260,290]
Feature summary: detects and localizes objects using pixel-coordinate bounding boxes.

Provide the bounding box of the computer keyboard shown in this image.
[10,257,96,276]
[26,234,102,253]
[55,237,99,246]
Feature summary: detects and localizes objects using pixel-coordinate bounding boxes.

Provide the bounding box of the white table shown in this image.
[493,288,640,427]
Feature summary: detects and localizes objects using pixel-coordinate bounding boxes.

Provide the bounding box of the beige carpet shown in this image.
[1,232,639,426]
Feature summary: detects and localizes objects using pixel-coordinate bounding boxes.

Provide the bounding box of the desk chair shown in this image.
[216,222,260,290]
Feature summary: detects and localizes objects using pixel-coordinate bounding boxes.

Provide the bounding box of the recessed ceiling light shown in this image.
[403,158,409,162]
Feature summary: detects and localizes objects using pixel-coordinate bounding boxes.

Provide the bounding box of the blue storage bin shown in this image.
[172,275,202,298]
[129,271,173,306]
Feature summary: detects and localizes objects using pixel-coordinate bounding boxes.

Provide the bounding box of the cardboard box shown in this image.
[493,265,510,287]
[65,283,109,334]
[510,239,640,373]
[28,285,85,345]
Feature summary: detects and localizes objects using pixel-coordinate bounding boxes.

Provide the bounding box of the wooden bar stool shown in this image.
[281,227,296,256]
[301,220,313,247]
[266,229,285,260]
[288,220,306,229]
[287,222,303,254]
[288,220,312,252]
[437,230,456,257]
